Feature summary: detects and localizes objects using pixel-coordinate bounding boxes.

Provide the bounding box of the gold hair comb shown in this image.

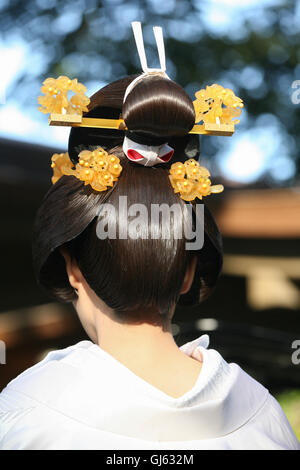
[38,75,243,136]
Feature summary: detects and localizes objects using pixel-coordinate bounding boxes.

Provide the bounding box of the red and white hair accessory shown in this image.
[123,135,174,167]
[123,21,171,104]
[123,21,174,167]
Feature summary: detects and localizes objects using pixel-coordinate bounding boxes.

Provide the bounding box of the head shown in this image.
[32,73,223,338]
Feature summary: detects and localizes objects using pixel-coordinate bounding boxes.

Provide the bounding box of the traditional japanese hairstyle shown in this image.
[33,21,243,320]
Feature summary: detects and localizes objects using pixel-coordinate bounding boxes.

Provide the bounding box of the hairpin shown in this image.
[38,22,243,136]
[40,84,243,136]
[50,148,122,192]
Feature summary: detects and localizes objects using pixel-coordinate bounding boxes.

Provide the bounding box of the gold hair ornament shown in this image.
[193,84,244,131]
[51,148,122,192]
[168,159,224,201]
[38,76,90,116]
[38,76,243,136]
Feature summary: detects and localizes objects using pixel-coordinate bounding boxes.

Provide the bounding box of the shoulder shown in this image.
[230,392,300,450]
[199,345,299,449]
[0,340,98,448]
[0,340,94,410]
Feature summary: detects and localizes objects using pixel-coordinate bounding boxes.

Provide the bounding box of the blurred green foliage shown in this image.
[276,388,300,440]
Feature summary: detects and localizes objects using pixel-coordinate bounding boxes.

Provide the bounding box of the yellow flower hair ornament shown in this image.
[193,84,244,130]
[51,148,122,192]
[38,75,90,116]
[168,159,224,201]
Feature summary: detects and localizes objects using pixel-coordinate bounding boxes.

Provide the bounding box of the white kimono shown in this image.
[0,334,299,450]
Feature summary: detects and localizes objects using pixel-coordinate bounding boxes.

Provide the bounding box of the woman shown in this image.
[0,22,299,450]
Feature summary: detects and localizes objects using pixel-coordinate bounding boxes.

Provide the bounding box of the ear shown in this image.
[180,256,197,295]
[59,247,83,292]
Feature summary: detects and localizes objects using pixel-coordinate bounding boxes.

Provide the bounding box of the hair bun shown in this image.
[122,74,195,139]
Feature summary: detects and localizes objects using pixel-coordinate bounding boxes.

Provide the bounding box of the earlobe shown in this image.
[180,256,197,294]
[59,247,82,292]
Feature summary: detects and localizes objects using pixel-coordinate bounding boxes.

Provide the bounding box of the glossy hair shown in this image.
[122,74,195,137]
[32,74,223,323]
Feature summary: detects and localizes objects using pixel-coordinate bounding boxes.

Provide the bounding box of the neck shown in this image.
[93,305,185,366]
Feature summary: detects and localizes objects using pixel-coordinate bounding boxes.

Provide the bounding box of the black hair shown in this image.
[122,74,195,137]
[32,74,223,323]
